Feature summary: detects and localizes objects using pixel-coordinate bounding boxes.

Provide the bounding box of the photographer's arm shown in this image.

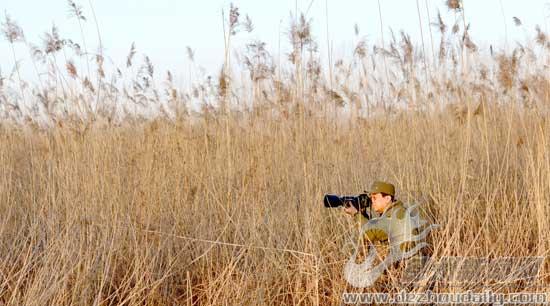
[349,210,387,242]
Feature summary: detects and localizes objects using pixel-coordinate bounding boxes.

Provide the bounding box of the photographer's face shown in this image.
[371,192,392,213]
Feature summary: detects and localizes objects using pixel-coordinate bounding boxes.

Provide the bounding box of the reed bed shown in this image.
[0,1,549,305]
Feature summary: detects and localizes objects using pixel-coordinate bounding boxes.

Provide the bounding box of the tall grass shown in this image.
[0,1,549,305]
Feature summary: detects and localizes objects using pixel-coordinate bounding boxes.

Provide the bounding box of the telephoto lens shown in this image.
[323,194,345,207]
[323,193,371,219]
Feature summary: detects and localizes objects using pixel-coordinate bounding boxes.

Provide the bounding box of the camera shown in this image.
[323,193,372,218]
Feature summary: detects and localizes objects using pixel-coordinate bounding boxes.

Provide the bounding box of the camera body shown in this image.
[323,193,372,219]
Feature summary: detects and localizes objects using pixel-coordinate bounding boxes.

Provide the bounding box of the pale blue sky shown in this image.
[1,0,549,83]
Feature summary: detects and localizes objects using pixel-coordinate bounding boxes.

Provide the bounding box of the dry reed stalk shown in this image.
[0,2,549,304]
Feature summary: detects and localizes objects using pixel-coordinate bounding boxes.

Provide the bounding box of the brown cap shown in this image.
[368,181,395,197]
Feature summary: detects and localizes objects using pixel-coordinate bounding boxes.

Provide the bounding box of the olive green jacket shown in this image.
[354,200,420,251]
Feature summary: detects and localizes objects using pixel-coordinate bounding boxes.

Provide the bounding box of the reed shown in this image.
[0,2,548,305]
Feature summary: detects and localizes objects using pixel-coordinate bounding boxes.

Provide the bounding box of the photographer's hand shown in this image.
[343,204,358,216]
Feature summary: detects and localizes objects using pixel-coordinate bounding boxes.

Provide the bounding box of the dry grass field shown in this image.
[1,2,549,305]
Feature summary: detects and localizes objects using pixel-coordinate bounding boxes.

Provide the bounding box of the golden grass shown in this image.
[1,2,550,304]
[0,103,548,304]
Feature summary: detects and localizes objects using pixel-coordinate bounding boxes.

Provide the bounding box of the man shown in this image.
[344,181,427,257]
[342,181,435,288]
